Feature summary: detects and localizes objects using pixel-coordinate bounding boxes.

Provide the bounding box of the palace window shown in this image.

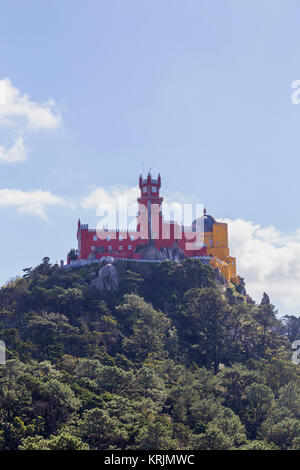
[128,245,132,250]
[108,245,112,251]
[93,235,97,241]
[119,245,123,250]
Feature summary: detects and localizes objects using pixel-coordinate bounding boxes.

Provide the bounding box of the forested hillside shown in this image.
[0,257,300,450]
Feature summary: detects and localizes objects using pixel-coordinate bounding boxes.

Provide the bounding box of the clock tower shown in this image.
[137,171,163,240]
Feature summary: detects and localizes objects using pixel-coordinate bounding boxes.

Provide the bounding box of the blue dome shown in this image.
[192,213,216,232]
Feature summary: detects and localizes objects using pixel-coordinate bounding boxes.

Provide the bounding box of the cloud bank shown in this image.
[81,185,140,211]
[0,189,67,221]
[0,77,61,164]
[226,219,300,315]
[0,77,61,130]
[81,185,198,223]
[0,136,27,164]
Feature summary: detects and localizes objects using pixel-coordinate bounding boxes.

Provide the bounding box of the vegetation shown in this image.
[0,256,299,450]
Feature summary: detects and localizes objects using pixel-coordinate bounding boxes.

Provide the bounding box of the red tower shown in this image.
[137,171,163,241]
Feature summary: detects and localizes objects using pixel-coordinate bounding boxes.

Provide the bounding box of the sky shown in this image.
[1,0,300,315]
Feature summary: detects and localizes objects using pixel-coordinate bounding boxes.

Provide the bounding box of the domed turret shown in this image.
[192,208,216,232]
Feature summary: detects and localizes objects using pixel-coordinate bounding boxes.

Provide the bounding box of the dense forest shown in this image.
[0,256,300,450]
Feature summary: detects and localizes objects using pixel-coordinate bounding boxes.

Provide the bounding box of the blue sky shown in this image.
[1,0,300,314]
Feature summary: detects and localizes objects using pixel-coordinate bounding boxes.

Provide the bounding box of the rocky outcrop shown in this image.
[213,269,227,292]
[261,292,270,305]
[137,242,185,261]
[92,263,119,292]
[159,244,185,261]
[245,294,255,304]
[235,277,247,296]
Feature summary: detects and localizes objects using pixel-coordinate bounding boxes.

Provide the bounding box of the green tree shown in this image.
[78,408,128,449]
[117,294,171,362]
[20,432,89,450]
[244,383,275,438]
[132,415,178,450]
[180,287,229,372]
[41,379,81,433]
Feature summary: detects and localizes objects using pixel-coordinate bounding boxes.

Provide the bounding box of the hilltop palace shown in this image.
[67,173,239,284]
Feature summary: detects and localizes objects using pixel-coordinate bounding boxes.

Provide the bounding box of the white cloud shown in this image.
[81,185,140,210]
[226,218,300,316]
[0,189,67,221]
[0,136,27,164]
[0,77,61,165]
[0,77,61,130]
[81,185,196,218]
[81,186,140,230]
